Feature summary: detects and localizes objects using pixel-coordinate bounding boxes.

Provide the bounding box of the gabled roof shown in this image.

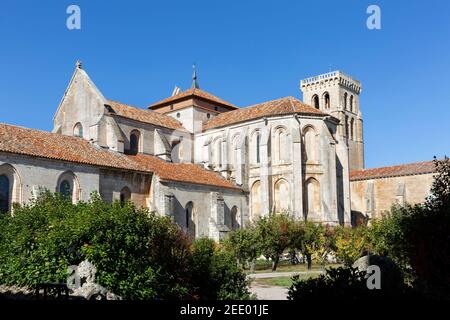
[350,161,436,181]
[106,100,186,131]
[0,123,147,171]
[203,96,328,131]
[148,88,237,110]
[0,123,240,190]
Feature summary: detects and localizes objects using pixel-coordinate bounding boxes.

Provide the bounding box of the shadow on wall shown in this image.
[336,155,345,225]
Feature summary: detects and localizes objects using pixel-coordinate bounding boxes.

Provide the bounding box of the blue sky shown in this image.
[0,0,449,168]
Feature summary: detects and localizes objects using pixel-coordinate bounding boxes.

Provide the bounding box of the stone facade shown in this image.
[0,63,438,239]
[350,161,435,223]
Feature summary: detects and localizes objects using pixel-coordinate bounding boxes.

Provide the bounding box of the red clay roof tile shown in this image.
[129,154,240,190]
[0,123,239,190]
[203,96,328,131]
[148,88,237,110]
[106,100,185,131]
[350,161,436,181]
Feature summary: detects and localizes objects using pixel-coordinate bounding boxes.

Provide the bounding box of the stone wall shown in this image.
[350,172,435,222]
[151,177,247,240]
[0,152,100,205]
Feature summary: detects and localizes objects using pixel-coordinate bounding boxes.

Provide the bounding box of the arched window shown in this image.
[0,175,10,213]
[73,123,83,138]
[251,181,261,221]
[129,130,141,155]
[350,95,354,112]
[120,187,131,204]
[303,127,317,163]
[251,131,261,165]
[345,115,349,138]
[256,132,261,164]
[343,92,348,110]
[59,180,72,199]
[231,206,240,230]
[323,92,330,109]
[0,164,22,210]
[350,118,355,140]
[185,202,195,238]
[273,128,290,164]
[231,135,241,169]
[304,178,320,219]
[213,138,222,167]
[312,95,320,109]
[274,179,290,214]
[57,171,79,204]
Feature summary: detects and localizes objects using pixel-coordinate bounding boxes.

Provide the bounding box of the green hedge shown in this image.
[0,192,250,300]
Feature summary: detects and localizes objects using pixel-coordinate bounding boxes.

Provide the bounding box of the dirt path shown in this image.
[247,271,323,300]
[249,283,289,300]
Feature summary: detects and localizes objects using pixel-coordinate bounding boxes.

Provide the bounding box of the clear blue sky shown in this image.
[0,0,449,168]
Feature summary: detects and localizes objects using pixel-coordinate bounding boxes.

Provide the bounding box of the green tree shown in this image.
[334,225,368,266]
[256,214,295,271]
[222,227,260,271]
[294,221,325,270]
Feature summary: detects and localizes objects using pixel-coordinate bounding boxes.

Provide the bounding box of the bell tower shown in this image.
[300,71,364,170]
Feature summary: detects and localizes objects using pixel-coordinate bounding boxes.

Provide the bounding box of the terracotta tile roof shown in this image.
[106,100,185,131]
[148,88,237,110]
[129,154,241,190]
[350,161,436,181]
[0,123,148,171]
[203,96,328,131]
[0,123,240,190]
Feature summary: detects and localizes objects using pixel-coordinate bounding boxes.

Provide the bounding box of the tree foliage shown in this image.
[255,214,296,271]
[221,227,260,270]
[0,192,250,300]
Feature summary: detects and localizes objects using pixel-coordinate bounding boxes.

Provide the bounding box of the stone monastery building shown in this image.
[0,63,436,240]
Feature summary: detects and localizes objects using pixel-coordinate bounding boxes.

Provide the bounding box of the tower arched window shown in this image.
[343,92,348,110]
[73,123,83,138]
[350,95,354,112]
[345,116,349,138]
[312,95,320,109]
[350,118,355,140]
[129,130,141,155]
[323,92,330,109]
[0,175,10,213]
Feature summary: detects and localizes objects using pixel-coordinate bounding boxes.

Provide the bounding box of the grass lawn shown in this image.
[251,272,322,288]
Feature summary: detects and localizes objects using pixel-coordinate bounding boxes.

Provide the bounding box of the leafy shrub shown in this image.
[334,226,369,266]
[367,158,450,297]
[0,192,250,300]
[189,238,252,300]
[288,266,406,300]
